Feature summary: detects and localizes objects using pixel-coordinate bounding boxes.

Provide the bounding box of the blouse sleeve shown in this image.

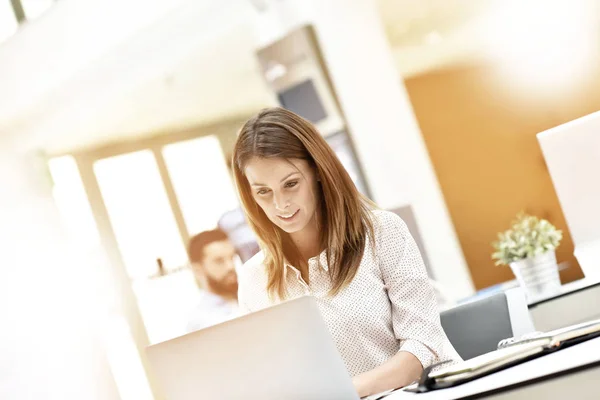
[235,250,267,315]
[375,211,459,369]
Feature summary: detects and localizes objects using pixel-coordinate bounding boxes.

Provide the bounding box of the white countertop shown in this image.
[528,277,600,306]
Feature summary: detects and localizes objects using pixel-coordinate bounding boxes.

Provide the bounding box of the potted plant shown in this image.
[492,213,563,300]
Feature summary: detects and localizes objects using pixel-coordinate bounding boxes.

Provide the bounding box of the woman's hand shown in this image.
[352,351,423,398]
[352,374,370,398]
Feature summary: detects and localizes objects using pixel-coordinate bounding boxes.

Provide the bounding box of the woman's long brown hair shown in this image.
[232,107,374,299]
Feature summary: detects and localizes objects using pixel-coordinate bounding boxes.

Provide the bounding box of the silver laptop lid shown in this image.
[146,295,359,400]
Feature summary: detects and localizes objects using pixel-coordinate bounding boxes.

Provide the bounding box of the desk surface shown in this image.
[387,336,600,400]
[457,277,600,310]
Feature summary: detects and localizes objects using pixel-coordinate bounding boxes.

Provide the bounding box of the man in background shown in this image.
[186,228,239,332]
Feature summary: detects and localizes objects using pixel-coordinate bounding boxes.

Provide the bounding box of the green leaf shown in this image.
[490,213,561,266]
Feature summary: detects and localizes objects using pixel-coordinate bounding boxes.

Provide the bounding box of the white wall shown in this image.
[0,141,120,400]
[0,0,273,154]
[0,0,193,128]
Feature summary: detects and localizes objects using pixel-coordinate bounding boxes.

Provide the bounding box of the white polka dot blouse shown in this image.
[237,210,462,377]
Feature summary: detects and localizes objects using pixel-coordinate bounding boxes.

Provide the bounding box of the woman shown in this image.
[231,107,460,397]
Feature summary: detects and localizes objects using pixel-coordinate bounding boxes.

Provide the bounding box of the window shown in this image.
[162,135,239,235]
[93,150,188,280]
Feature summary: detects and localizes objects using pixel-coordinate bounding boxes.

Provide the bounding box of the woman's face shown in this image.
[244,157,320,235]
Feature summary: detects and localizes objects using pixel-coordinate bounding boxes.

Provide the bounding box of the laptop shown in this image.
[146,295,360,400]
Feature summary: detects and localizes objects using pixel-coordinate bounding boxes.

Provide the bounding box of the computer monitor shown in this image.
[537,111,600,280]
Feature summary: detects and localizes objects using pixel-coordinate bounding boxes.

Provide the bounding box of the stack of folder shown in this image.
[404,318,600,393]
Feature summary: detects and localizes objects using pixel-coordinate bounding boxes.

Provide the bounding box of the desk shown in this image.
[528,278,600,331]
[387,336,600,399]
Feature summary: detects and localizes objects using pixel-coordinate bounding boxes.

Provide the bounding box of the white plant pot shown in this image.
[509,250,561,301]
